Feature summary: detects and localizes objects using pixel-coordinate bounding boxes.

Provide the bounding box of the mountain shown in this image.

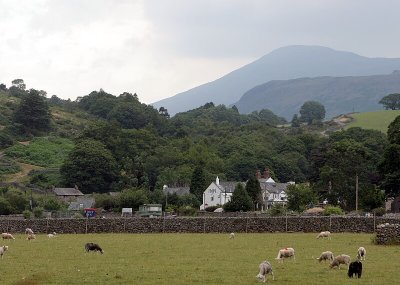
[234,71,400,120]
[152,45,400,116]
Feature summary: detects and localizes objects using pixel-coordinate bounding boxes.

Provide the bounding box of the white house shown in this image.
[200,177,242,210]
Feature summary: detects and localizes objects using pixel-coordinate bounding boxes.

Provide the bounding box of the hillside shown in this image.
[345,110,400,133]
[234,71,400,120]
[152,45,400,116]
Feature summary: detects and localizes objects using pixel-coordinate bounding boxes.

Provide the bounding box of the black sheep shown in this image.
[85,243,104,254]
[348,260,362,278]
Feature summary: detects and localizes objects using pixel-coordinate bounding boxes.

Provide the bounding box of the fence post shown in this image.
[162,216,165,233]
[203,217,206,234]
[285,213,288,232]
[85,218,88,234]
[246,216,249,233]
[123,219,126,233]
[373,213,376,232]
[329,216,332,231]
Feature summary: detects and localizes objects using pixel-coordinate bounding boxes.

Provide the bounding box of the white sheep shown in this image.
[330,254,351,269]
[357,247,366,261]
[25,228,34,235]
[1,233,15,240]
[0,245,8,259]
[26,234,36,241]
[48,232,57,238]
[316,231,331,239]
[317,251,334,262]
[229,232,235,239]
[275,247,295,263]
[256,260,274,282]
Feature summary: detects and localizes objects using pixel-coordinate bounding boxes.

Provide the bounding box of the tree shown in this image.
[387,115,400,144]
[299,101,326,125]
[291,114,301,127]
[379,93,400,110]
[11,79,26,91]
[286,184,318,212]
[379,144,400,197]
[189,166,207,201]
[60,139,118,193]
[223,183,252,212]
[245,175,262,210]
[13,89,51,133]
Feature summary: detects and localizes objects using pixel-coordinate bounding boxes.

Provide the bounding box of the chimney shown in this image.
[256,170,261,179]
[163,185,168,190]
[216,176,220,185]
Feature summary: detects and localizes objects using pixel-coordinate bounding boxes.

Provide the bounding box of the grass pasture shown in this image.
[0,233,399,285]
[345,110,400,133]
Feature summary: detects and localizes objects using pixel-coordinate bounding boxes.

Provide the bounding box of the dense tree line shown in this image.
[1,79,398,213]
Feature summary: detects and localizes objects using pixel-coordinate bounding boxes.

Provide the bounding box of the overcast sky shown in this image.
[1,0,400,104]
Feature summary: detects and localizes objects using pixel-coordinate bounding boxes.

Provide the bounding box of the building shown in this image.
[67,196,95,211]
[162,185,190,196]
[256,168,292,211]
[200,177,243,210]
[52,186,84,202]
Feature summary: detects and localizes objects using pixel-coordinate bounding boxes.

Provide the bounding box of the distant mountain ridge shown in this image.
[152,45,400,116]
[234,71,400,120]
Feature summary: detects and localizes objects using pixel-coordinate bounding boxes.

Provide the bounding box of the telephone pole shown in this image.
[355,174,359,211]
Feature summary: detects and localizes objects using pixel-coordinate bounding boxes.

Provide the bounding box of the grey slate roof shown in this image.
[217,182,244,193]
[260,182,288,194]
[163,187,190,196]
[53,187,84,196]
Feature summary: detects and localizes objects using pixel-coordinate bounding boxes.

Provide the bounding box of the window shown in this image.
[211,196,214,201]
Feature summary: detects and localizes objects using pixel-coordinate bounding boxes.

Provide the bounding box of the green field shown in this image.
[1,233,399,285]
[345,110,400,133]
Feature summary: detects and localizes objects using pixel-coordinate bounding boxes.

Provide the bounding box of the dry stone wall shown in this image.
[375,223,400,244]
[0,217,399,234]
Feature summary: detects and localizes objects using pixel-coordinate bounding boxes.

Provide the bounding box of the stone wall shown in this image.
[1,216,399,234]
[374,223,400,244]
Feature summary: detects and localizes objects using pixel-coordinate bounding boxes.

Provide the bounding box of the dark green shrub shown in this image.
[268,204,287,216]
[33,207,44,218]
[23,210,32,219]
[372,207,386,216]
[323,206,345,216]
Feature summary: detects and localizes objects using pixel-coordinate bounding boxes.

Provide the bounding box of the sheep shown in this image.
[275,247,295,263]
[229,232,235,239]
[0,245,8,259]
[26,234,36,241]
[316,231,331,239]
[1,233,15,240]
[317,251,334,263]
[330,254,351,269]
[348,260,363,278]
[256,260,274,283]
[25,228,34,235]
[357,247,366,261]
[85,243,104,254]
[48,232,57,238]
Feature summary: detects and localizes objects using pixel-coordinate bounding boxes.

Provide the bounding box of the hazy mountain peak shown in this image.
[152,45,400,116]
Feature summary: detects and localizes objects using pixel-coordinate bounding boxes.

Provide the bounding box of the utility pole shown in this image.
[355,174,359,211]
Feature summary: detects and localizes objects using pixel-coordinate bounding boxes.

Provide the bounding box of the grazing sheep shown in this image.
[348,260,363,278]
[26,234,36,241]
[85,243,104,254]
[316,231,331,239]
[48,232,57,238]
[317,251,334,263]
[330,254,351,269]
[276,247,295,263]
[229,233,235,239]
[357,247,366,261]
[256,260,274,283]
[0,245,8,259]
[25,228,34,235]
[1,233,15,240]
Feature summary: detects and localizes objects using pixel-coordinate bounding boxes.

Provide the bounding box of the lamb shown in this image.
[317,251,334,263]
[357,247,366,261]
[330,254,351,269]
[0,245,8,259]
[229,233,235,239]
[316,231,331,239]
[25,228,34,235]
[1,233,15,240]
[276,247,295,262]
[256,260,274,283]
[26,234,36,241]
[348,260,363,278]
[85,243,104,254]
